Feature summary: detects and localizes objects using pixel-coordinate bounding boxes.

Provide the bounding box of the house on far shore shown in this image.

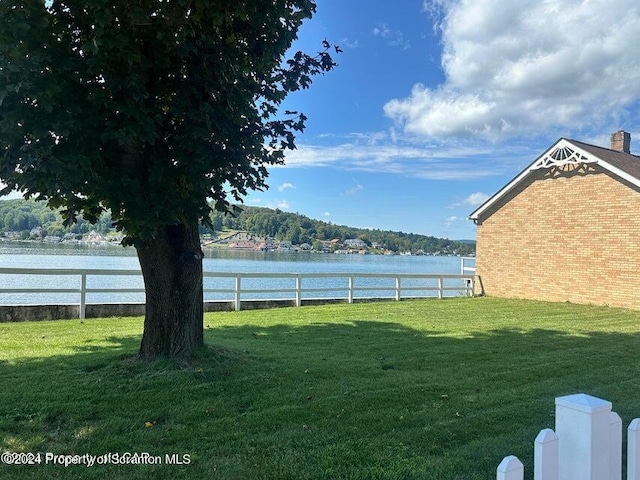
[469,130,640,309]
[343,238,367,249]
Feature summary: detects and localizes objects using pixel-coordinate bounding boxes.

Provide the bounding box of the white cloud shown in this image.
[340,37,359,49]
[444,215,460,228]
[323,211,331,217]
[464,192,489,206]
[281,138,530,180]
[246,198,291,210]
[277,182,295,192]
[451,191,490,208]
[344,183,364,196]
[387,0,640,141]
[373,23,411,50]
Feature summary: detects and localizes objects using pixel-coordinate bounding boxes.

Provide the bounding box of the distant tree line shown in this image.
[0,200,474,254]
[0,199,111,238]
[201,206,475,255]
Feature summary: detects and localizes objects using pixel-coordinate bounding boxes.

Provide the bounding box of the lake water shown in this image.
[0,242,470,305]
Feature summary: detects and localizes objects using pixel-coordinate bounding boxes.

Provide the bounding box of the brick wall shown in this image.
[475,165,640,309]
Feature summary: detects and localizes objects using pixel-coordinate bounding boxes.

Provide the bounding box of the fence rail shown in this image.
[0,267,477,318]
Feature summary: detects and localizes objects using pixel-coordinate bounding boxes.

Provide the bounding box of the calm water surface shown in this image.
[0,242,467,304]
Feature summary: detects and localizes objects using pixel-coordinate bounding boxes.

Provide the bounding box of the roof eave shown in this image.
[469,138,640,222]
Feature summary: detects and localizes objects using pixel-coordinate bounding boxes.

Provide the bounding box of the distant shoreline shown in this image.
[0,238,472,258]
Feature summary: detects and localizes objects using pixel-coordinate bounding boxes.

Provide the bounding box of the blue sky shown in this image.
[244,0,640,239]
[4,0,640,240]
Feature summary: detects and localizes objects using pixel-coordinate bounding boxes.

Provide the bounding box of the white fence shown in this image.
[497,393,640,480]
[0,267,477,318]
[460,256,476,275]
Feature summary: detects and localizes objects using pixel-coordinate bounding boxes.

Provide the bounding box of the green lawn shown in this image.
[2,297,640,479]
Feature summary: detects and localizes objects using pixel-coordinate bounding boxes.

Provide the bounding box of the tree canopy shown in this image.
[0,0,336,245]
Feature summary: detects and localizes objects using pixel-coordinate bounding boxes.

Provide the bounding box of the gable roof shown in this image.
[469,137,640,222]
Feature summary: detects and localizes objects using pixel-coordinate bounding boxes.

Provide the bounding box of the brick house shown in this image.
[469,131,640,309]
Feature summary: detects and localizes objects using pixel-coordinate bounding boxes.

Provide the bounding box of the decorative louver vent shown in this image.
[530,145,597,171]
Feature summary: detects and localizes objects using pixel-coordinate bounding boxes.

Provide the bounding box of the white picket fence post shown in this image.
[497,393,640,480]
[534,428,558,480]
[611,412,623,480]
[555,393,613,480]
[497,456,523,480]
[628,419,640,480]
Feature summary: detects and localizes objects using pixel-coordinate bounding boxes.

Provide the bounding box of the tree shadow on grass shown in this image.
[1,318,640,479]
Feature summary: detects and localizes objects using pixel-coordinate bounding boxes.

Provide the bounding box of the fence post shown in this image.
[234,275,241,311]
[348,275,354,304]
[610,412,622,480]
[555,393,612,480]
[535,428,558,480]
[628,419,640,480]
[295,275,302,307]
[497,456,524,480]
[437,276,443,299]
[395,276,401,301]
[80,273,87,320]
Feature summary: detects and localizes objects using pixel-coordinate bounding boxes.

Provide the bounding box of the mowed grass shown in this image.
[2,298,640,479]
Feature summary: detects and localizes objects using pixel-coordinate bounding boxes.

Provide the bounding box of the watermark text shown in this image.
[1,451,191,467]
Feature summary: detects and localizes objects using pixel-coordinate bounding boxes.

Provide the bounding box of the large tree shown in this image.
[0,0,336,360]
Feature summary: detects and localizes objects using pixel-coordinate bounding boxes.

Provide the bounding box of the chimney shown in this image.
[611,130,631,153]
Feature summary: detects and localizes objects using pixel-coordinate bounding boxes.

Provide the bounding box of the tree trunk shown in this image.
[135,220,204,360]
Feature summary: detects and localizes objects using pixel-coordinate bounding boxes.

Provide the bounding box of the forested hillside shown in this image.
[0,199,475,255]
[0,199,112,238]
[207,206,474,255]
